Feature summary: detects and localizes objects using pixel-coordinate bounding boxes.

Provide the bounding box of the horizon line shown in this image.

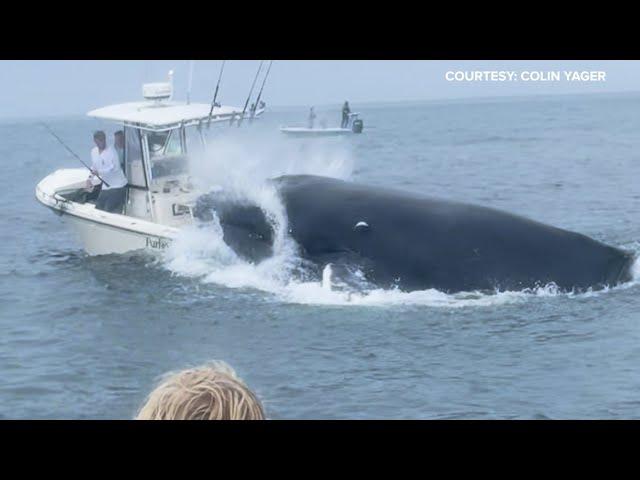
[3,89,640,122]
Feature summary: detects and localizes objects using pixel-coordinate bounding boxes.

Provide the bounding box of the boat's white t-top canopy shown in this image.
[88,101,257,131]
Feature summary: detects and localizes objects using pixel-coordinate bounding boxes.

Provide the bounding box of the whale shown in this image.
[193,175,635,293]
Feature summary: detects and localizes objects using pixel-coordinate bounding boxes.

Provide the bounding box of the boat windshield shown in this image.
[148,131,182,157]
[125,127,146,188]
[185,125,205,160]
[147,129,188,179]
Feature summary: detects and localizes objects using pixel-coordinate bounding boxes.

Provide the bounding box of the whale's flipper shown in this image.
[321,263,374,292]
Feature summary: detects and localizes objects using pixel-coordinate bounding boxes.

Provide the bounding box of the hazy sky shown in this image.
[2,60,640,118]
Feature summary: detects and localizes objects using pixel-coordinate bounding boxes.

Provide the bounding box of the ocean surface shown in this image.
[1,93,640,419]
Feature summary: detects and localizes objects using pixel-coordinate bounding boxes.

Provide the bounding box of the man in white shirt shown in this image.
[86,130,128,213]
[114,130,125,172]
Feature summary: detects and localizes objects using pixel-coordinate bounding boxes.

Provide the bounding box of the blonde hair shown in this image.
[136,361,265,420]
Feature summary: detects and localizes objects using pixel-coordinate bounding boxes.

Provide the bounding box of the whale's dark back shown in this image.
[273,175,634,292]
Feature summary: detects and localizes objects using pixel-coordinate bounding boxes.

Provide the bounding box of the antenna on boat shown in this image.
[238,60,264,127]
[186,60,195,104]
[40,123,111,188]
[207,60,226,126]
[251,60,273,120]
[168,70,175,101]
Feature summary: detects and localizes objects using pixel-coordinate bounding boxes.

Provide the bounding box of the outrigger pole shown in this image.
[251,60,273,119]
[186,60,195,104]
[40,122,110,188]
[238,60,264,127]
[207,60,226,126]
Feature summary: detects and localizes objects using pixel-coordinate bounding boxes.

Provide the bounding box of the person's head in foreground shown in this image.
[136,361,265,420]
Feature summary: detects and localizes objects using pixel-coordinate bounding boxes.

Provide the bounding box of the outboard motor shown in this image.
[351,118,364,134]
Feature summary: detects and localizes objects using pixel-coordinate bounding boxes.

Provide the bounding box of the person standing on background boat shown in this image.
[114,130,125,172]
[87,130,127,213]
[341,101,351,128]
[308,107,317,129]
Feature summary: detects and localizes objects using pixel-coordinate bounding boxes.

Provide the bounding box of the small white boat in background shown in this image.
[36,71,265,256]
[280,113,364,137]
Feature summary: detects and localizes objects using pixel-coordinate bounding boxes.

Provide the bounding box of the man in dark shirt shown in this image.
[308,107,317,129]
[341,101,351,128]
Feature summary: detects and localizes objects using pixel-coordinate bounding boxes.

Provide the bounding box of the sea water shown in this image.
[1,93,640,419]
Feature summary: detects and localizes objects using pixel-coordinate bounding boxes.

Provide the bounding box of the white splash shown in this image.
[164,181,303,294]
[189,128,354,188]
[165,215,640,308]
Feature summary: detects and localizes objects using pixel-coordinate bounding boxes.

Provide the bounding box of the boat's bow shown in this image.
[35,168,88,209]
[35,168,180,255]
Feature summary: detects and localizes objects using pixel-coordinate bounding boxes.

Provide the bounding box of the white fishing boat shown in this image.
[280,113,364,137]
[35,71,266,256]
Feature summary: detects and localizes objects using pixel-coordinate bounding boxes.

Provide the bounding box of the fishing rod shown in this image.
[238,60,264,127]
[186,60,195,104]
[251,60,272,119]
[40,122,110,188]
[207,60,226,125]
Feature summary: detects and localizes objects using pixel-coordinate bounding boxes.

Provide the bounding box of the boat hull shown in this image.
[36,168,178,256]
[62,212,172,256]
